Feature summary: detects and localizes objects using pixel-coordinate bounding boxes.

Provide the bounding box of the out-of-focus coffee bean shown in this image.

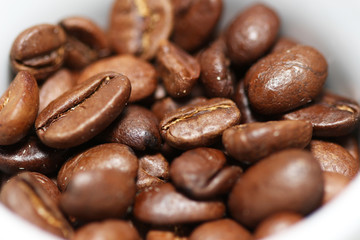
[308,139,359,179]
[57,143,138,191]
[199,37,235,98]
[77,55,157,102]
[60,16,110,69]
[172,0,223,52]
[28,172,61,205]
[189,218,252,240]
[271,37,298,53]
[109,0,173,60]
[35,72,131,148]
[39,69,75,113]
[332,135,360,161]
[0,172,73,238]
[254,212,303,239]
[156,40,200,98]
[147,230,188,240]
[222,120,313,164]
[60,169,136,221]
[72,220,141,240]
[282,91,360,137]
[133,183,225,225]
[10,24,66,80]
[322,171,351,205]
[226,3,280,65]
[151,97,181,121]
[137,153,169,192]
[0,71,38,145]
[245,45,328,115]
[228,149,323,229]
[170,147,242,199]
[160,98,240,150]
[101,105,162,151]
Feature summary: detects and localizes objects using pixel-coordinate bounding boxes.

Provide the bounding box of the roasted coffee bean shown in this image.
[133,183,225,225]
[189,218,252,240]
[28,172,61,205]
[226,3,280,65]
[101,105,162,151]
[322,171,351,205]
[39,69,75,113]
[308,140,359,179]
[199,37,235,98]
[60,16,110,69]
[271,37,298,53]
[10,24,66,80]
[0,71,39,145]
[160,98,240,150]
[156,40,200,98]
[254,212,303,239]
[151,97,181,121]
[0,172,73,238]
[147,230,188,240]
[172,0,223,52]
[77,55,157,102]
[0,134,66,174]
[170,147,242,199]
[72,220,141,240]
[333,135,360,161]
[222,120,313,164]
[282,91,360,137]
[109,0,173,60]
[57,143,138,191]
[245,45,328,115]
[228,149,323,229]
[35,72,131,148]
[60,169,136,221]
[137,153,169,192]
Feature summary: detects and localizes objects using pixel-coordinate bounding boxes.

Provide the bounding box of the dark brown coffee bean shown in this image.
[133,183,225,225]
[199,37,235,98]
[57,143,138,191]
[10,24,66,80]
[308,140,359,179]
[60,16,111,69]
[225,3,280,65]
[282,91,360,137]
[109,0,173,60]
[72,220,141,240]
[0,71,39,145]
[322,171,351,205]
[156,40,200,98]
[172,0,223,52]
[189,218,252,240]
[222,120,313,164]
[160,98,240,150]
[170,147,242,199]
[271,37,298,53]
[77,55,157,102]
[147,230,188,240]
[245,45,328,115]
[0,134,66,174]
[35,71,131,148]
[137,153,169,192]
[39,69,75,113]
[101,105,162,151]
[228,149,323,229]
[254,212,303,239]
[0,172,73,238]
[151,97,181,121]
[60,169,136,221]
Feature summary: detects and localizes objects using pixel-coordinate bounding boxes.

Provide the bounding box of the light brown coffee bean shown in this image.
[170,147,242,199]
[109,0,173,60]
[222,120,313,164]
[0,71,39,145]
[322,171,351,205]
[226,3,280,65]
[60,169,136,221]
[35,72,131,148]
[57,143,138,191]
[77,55,157,102]
[10,24,66,80]
[333,135,360,161]
[189,218,252,240]
[0,172,73,238]
[156,40,200,98]
[133,183,225,225]
[228,149,323,229]
[308,140,359,179]
[160,98,240,150]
